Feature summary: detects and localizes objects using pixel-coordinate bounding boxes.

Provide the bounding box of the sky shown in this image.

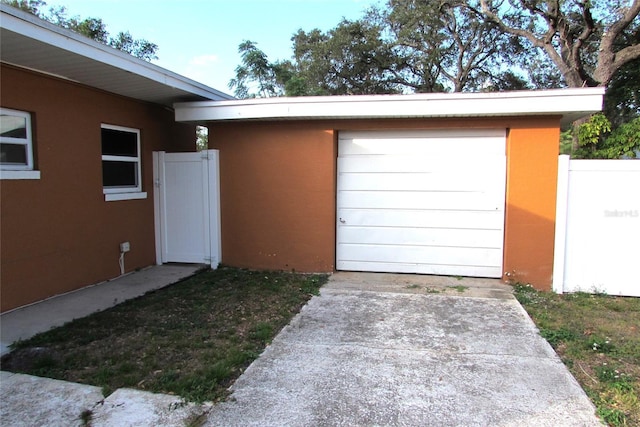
[48,0,383,96]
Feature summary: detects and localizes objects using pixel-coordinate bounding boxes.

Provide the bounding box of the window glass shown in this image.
[101,128,138,157]
[0,115,27,139]
[102,161,138,187]
[0,143,28,164]
[0,108,33,171]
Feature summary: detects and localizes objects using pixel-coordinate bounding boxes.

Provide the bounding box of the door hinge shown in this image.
[154,178,161,188]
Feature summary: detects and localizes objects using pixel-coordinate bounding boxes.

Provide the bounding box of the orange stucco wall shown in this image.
[209,117,561,290]
[0,64,197,312]
[503,121,561,288]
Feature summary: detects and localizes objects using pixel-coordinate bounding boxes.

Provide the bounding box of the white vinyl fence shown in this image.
[553,156,640,296]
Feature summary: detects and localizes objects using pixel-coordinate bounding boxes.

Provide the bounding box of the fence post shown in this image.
[152,151,165,266]
[206,149,222,269]
[552,155,570,293]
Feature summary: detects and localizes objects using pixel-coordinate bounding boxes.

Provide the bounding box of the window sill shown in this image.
[0,170,41,180]
[104,192,147,202]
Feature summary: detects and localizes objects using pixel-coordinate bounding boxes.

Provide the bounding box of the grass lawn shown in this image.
[514,284,640,427]
[1,267,328,403]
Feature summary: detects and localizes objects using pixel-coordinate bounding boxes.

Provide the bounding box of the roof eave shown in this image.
[0,4,234,105]
[175,88,604,127]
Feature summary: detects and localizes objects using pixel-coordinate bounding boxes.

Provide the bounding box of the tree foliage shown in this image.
[578,113,612,150]
[229,41,292,98]
[292,19,402,95]
[195,126,208,151]
[575,113,640,158]
[229,19,404,98]
[474,0,640,88]
[603,57,640,128]
[2,0,158,60]
[384,0,517,92]
[107,31,158,61]
[231,0,640,98]
[4,0,42,15]
[229,1,537,97]
[601,117,640,158]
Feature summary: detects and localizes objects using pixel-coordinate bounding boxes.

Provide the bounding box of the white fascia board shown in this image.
[174,88,604,124]
[0,5,234,101]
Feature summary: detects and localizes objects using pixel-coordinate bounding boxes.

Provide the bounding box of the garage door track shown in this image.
[204,272,600,426]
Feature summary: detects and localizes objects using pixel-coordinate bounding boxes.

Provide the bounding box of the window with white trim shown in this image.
[1,108,35,171]
[101,124,145,200]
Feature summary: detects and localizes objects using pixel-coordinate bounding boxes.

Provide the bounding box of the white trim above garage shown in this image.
[336,129,506,278]
[174,88,604,126]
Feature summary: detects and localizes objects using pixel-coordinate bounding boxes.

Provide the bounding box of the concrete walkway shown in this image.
[203,273,601,426]
[0,271,601,426]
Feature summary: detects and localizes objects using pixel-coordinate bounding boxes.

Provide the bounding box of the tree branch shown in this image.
[562,2,595,85]
[612,43,640,71]
[605,0,640,44]
[595,0,640,85]
[479,0,546,49]
[479,0,590,86]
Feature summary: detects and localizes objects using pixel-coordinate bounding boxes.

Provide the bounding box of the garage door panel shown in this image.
[336,261,502,278]
[338,155,501,174]
[340,138,502,156]
[340,129,506,141]
[339,227,503,248]
[338,191,503,211]
[338,244,502,267]
[338,171,504,192]
[338,209,503,230]
[336,129,506,278]
[339,132,505,156]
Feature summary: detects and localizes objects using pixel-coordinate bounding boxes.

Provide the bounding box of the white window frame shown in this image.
[101,124,146,201]
[0,108,40,180]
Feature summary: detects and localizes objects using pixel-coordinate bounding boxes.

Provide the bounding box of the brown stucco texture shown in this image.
[1,65,196,312]
[209,117,561,291]
[209,122,337,272]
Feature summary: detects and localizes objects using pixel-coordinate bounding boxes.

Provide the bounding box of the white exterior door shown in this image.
[337,130,506,278]
[153,150,221,268]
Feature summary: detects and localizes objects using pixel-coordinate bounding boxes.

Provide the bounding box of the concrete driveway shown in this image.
[204,272,600,426]
[1,271,601,426]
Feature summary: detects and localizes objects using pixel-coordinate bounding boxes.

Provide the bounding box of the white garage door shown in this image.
[337,129,506,278]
